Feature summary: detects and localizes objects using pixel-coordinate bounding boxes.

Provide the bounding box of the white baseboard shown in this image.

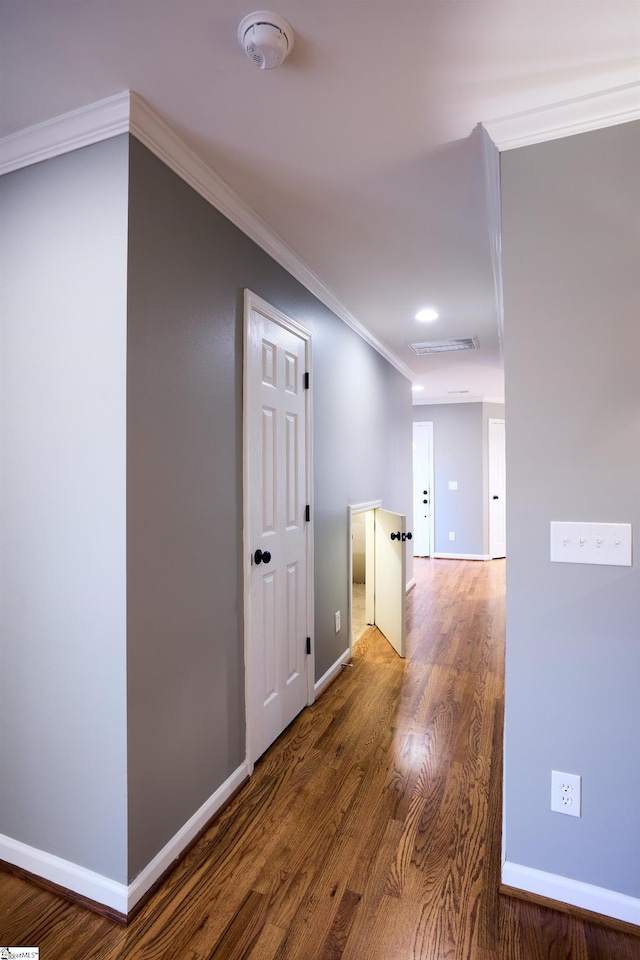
[502,861,640,927]
[127,761,249,911]
[406,578,416,593]
[314,649,351,698]
[0,761,249,916]
[0,833,129,914]
[432,553,490,561]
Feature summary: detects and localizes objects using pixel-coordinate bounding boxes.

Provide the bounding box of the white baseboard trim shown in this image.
[502,861,640,927]
[0,761,249,916]
[406,578,416,593]
[432,553,490,561]
[127,761,249,911]
[314,649,351,698]
[0,833,129,914]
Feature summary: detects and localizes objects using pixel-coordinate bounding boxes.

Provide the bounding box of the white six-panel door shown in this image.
[244,291,312,767]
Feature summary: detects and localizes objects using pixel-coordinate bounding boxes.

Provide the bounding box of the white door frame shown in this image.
[413,420,434,557]
[242,290,314,774]
[348,500,381,656]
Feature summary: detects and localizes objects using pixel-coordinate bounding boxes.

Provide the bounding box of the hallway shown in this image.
[1,559,638,958]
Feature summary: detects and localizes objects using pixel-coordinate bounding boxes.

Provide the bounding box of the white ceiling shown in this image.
[2,1,639,402]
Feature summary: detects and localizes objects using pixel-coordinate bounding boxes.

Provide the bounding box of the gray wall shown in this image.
[126,137,412,876]
[0,134,412,885]
[126,139,246,878]
[0,138,129,881]
[502,120,640,897]
[413,402,505,556]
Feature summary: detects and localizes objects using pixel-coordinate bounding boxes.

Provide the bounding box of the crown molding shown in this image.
[482,81,640,152]
[413,394,505,406]
[0,91,131,175]
[126,94,414,380]
[0,91,413,382]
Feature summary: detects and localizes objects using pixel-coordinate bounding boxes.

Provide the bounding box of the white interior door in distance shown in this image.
[413,421,433,557]
[489,418,506,559]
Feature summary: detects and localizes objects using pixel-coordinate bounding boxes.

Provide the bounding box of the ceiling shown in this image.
[2,1,639,402]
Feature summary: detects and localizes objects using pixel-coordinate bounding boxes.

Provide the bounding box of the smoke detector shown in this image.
[238,11,294,69]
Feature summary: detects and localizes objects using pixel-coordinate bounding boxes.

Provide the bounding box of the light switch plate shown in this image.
[550,521,632,566]
[448,480,458,490]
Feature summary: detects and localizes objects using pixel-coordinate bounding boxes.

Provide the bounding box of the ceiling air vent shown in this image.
[408,336,479,355]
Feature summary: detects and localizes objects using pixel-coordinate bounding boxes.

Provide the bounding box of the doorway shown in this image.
[351,510,370,645]
[349,502,408,659]
[350,503,378,649]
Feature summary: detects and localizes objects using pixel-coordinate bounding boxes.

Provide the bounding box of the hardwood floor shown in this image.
[2,558,639,958]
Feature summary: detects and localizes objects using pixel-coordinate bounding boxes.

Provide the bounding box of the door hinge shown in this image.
[304,371,310,390]
[305,504,310,522]
[306,637,311,655]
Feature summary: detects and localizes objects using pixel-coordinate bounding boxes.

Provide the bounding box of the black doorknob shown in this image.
[390,531,401,540]
[493,495,499,500]
[423,499,428,504]
[254,549,272,564]
[423,490,428,495]
[403,532,413,541]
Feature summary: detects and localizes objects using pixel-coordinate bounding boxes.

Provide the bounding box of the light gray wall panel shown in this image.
[126,138,412,878]
[502,120,640,897]
[0,138,129,881]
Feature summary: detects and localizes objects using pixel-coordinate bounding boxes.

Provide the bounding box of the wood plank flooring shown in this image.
[2,558,639,958]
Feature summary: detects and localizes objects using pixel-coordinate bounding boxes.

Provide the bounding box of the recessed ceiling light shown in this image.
[415,308,439,322]
[412,385,424,392]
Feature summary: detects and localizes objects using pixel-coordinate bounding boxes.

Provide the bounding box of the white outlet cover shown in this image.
[448,480,458,490]
[551,770,581,817]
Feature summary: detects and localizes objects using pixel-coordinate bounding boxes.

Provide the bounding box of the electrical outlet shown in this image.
[449,532,455,542]
[551,770,581,817]
[335,610,341,633]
